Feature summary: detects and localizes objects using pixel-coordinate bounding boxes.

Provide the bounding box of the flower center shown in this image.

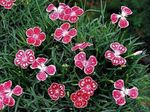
[71,12,76,16]
[33,34,38,39]
[62,30,68,36]
[22,56,27,62]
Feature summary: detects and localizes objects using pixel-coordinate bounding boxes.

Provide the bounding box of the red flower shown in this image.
[26,26,46,46]
[63,6,84,23]
[78,76,98,96]
[70,90,90,108]
[30,57,56,81]
[0,80,23,110]
[14,49,35,69]
[48,83,65,101]
[74,52,97,75]
[46,3,68,21]
[54,22,77,44]
[0,0,16,9]
[111,6,132,28]
[105,42,127,66]
[112,79,138,106]
[71,42,93,51]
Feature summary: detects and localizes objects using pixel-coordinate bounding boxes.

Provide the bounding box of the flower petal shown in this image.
[46,4,55,12]
[68,28,77,37]
[54,28,63,41]
[111,13,120,24]
[84,65,94,75]
[3,80,12,89]
[26,28,34,37]
[121,6,133,16]
[105,50,115,60]
[26,37,36,45]
[62,35,72,44]
[12,85,23,96]
[87,56,97,66]
[114,79,124,89]
[126,87,138,99]
[36,72,47,81]
[112,90,124,100]
[8,97,15,107]
[118,57,126,65]
[33,26,41,34]
[75,8,84,16]
[75,60,84,69]
[34,39,42,46]
[60,22,70,30]
[45,65,56,76]
[74,52,86,61]
[115,96,126,106]
[118,17,129,28]
[69,16,78,23]
[15,50,25,59]
[49,12,59,21]
[38,32,46,41]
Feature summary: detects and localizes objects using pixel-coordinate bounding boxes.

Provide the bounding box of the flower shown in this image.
[71,42,93,51]
[30,57,56,81]
[70,90,90,108]
[78,76,98,96]
[26,26,46,46]
[63,6,84,23]
[133,50,143,56]
[110,6,133,28]
[46,3,68,21]
[14,49,35,69]
[0,0,16,9]
[46,3,84,23]
[54,22,77,44]
[0,80,23,110]
[74,52,97,75]
[105,42,127,66]
[112,79,139,106]
[48,83,65,101]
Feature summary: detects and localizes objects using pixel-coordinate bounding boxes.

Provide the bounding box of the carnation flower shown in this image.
[112,79,139,106]
[105,42,127,66]
[111,6,133,28]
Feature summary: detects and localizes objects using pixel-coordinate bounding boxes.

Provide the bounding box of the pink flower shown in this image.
[105,42,127,66]
[63,6,84,23]
[14,49,35,69]
[0,80,23,110]
[110,6,133,28]
[54,22,77,44]
[71,42,93,51]
[0,0,16,9]
[30,57,56,81]
[46,3,68,21]
[26,27,46,46]
[74,52,97,75]
[78,76,98,96]
[70,90,90,108]
[48,83,65,101]
[46,3,84,23]
[112,79,138,106]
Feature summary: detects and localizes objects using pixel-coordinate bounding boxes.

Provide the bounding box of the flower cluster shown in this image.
[46,3,84,23]
[71,42,93,51]
[112,79,138,106]
[54,22,77,44]
[70,76,98,108]
[0,80,23,110]
[0,0,16,9]
[10,1,140,109]
[48,83,65,101]
[30,57,56,81]
[74,52,97,75]
[26,27,46,47]
[105,42,127,66]
[111,6,132,28]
